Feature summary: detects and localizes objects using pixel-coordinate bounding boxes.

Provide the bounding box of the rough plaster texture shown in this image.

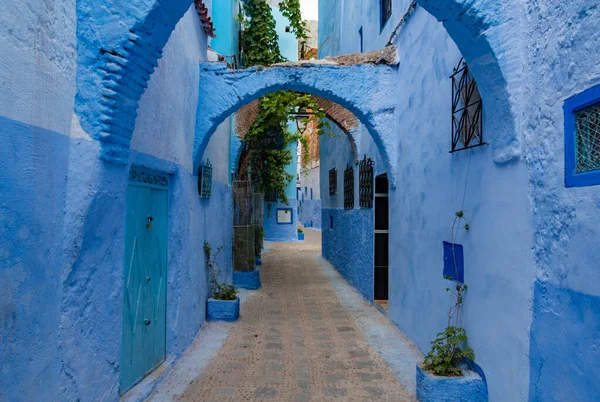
[416,364,487,402]
[206,298,240,322]
[322,208,374,302]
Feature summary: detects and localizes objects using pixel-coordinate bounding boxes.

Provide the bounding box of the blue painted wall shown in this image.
[211,0,240,58]
[529,280,600,401]
[319,2,529,401]
[320,120,379,302]
[0,3,234,400]
[322,208,374,301]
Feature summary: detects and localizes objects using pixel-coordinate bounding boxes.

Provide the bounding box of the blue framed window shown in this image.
[443,242,464,283]
[564,84,600,187]
[276,208,294,224]
[380,0,392,31]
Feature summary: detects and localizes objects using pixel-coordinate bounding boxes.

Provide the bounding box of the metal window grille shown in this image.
[359,155,374,208]
[329,168,337,196]
[381,0,392,29]
[575,102,600,173]
[198,159,212,198]
[344,164,354,209]
[451,58,484,152]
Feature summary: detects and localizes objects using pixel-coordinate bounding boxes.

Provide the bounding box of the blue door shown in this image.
[120,169,168,394]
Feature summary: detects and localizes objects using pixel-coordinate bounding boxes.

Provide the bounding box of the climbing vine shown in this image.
[237,0,326,204]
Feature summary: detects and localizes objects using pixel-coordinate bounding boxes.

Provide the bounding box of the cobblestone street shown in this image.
[149,229,415,402]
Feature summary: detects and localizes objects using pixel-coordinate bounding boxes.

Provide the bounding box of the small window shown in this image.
[198,159,212,198]
[564,84,600,187]
[381,0,392,31]
[443,242,464,284]
[329,215,334,230]
[344,164,354,209]
[451,58,484,153]
[329,168,337,196]
[359,155,374,208]
[276,208,293,224]
[310,188,313,200]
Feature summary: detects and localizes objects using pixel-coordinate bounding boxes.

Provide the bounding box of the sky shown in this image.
[300,0,318,21]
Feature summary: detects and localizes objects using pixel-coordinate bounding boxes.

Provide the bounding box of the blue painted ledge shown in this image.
[416,364,488,402]
[233,270,262,290]
[298,232,305,241]
[206,298,240,322]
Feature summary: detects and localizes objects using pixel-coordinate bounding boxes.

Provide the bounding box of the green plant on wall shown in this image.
[204,242,238,300]
[237,0,328,205]
[423,211,474,377]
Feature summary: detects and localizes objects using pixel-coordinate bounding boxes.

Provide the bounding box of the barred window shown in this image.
[198,159,212,198]
[451,58,484,152]
[564,84,600,188]
[575,102,600,173]
[359,155,374,208]
[344,164,354,209]
[329,168,337,196]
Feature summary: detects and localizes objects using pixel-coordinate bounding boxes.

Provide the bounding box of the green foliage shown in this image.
[204,242,238,301]
[238,0,284,68]
[423,326,475,376]
[297,227,303,233]
[278,0,308,41]
[236,0,329,204]
[245,91,328,204]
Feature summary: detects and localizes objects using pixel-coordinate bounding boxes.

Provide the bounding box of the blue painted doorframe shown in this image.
[120,169,169,394]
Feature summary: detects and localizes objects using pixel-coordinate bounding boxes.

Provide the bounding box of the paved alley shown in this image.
[148,229,416,402]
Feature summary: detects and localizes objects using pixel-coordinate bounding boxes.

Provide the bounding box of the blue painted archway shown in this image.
[194,58,399,186]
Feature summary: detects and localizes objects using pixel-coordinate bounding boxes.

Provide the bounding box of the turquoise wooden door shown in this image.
[120,170,168,394]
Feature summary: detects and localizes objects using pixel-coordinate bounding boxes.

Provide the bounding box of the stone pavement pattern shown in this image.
[171,230,413,401]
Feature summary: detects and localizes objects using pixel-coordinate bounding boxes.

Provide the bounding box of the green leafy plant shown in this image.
[297,227,303,233]
[236,0,329,205]
[423,326,475,376]
[423,210,474,376]
[204,242,238,301]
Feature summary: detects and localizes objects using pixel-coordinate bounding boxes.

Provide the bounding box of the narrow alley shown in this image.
[145,229,420,402]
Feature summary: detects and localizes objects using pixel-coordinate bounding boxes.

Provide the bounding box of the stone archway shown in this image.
[193,47,400,187]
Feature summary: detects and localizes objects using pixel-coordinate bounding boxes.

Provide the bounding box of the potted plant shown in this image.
[204,242,239,322]
[416,211,487,401]
[297,227,305,241]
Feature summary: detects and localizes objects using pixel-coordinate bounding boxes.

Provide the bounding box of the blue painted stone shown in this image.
[416,364,488,402]
[233,270,262,290]
[206,298,240,322]
[255,255,262,266]
[298,232,305,241]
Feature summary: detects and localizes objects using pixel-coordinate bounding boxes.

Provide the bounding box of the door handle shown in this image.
[147,216,153,229]
[144,319,151,326]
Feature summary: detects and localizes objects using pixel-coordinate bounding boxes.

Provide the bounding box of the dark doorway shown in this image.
[374,174,389,310]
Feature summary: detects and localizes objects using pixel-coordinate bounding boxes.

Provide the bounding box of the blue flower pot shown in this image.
[206,297,240,322]
[255,255,262,266]
[416,364,487,402]
[233,269,261,290]
[298,232,305,241]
